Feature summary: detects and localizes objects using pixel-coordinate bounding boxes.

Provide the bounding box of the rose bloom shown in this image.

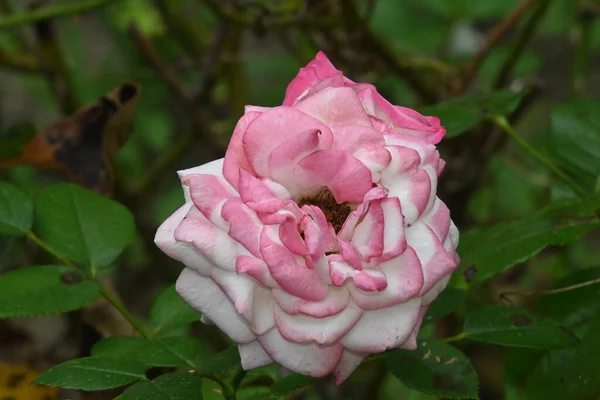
[156,52,459,384]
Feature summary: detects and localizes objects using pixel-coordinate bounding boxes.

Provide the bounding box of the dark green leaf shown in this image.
[196,347,240,374]
[270,373,316,395]
[535,267,600,325]
[548,100,600,190]
[464,306,577,349]
[34,356,147,390]
[458,198,600,284]
[120,372,204,400]
[0,181,33,236]
[386,339,479,399]
[423,288,466,325]
[34,183,135,267]
[523,350,573,400]
[151,284,201,336]
[420,90,525,138]
[0,265,100,318]
[91,336,201,367]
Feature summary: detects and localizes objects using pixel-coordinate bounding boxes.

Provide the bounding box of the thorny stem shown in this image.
[491,116,587,198]
[26,232,151,339]
[0,0,121,30]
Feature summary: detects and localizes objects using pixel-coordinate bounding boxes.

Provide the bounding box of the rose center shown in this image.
[298,190,352,233]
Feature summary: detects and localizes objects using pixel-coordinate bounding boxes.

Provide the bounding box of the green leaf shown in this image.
[535,267,600,325]
[151,284,202,336]
[120,372,204,400]
[464,306,577,349]
[196,347,240,375]
[34,183,135,267]
[420,90,525,138]
[0,181,33,236]
[92,336,201,367]
[0,265,100,318]
[548,100,600,190]
[386,339,479,399]
[423,288,466,325]
[34,356,147,390]
[270,373,316,395]
[458,198,600,284]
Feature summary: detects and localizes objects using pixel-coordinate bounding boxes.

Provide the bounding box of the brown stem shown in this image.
[0,47,40,72]
[460,0,538,92]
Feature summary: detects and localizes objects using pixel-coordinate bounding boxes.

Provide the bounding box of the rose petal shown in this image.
[176,268,254,343]
[223,111,263,188]
[283,51,342,106]
[272,286,350,318]
[239,341,273,370]
[178,158,226,202]
[221,198,263,258]
[334,350,367,386]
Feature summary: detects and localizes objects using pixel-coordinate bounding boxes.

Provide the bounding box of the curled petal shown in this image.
[222,198,263,258]
[329,260,387,292]
[260,227,328,302]
[178,158,225,202]
[185,174,237,220]
[274,301,362,346]
[223,111,263,188]
[340,297,421,353]
[421,198,451,242]
[272,286,350,318]
[294,150,374,203]
[243,107,333,179]
[283,51,342,106]
[237,169,279,204]
[176,268,254,343]
[236,256,279,288]
[258,328,344,377]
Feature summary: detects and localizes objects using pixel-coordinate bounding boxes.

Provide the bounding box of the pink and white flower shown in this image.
[155,51,459,384]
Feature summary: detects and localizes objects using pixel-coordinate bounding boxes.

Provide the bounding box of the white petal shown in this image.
[258,328,344,377]
[176,268,254,343]
[340,297,421,353]
[273,301,362,346]
[239,341,273,370]
[210,268,256,321]
[178,158,225,202]
[155,203,213,276]
[250,285,276,335]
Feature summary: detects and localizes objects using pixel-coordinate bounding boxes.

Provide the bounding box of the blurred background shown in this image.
[1,0,599,399]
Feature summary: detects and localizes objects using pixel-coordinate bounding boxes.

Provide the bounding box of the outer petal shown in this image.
[294,87,373,128]
[176,268,254,343]
[155,203,213,276]
[400,304,429,350]
[178,158,225,203]
[340,297,421,353]
[283,51,341,106]
[223,111,263,188]
[272,286,350,318]
[258,328,344,377]
[239,341,273,370]
[185,174,237,219]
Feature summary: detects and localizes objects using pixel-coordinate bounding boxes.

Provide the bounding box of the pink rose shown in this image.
[155,52,459,384]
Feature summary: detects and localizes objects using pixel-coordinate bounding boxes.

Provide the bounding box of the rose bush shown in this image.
[155,52,459,384]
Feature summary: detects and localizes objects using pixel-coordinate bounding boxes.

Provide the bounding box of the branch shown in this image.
[0,0,121,30]
[128,24,190,103]
[493,0,552,88]
[460,0,537,91]
[0,47,40,72]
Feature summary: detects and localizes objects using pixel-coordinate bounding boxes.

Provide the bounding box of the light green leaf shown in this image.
[0,265,100,318]
[464,306,577,349]
[420,90,525,138]
[386,339,479,399]
[120,372,204,400]
[458,198,600,284]
[34,183,135,267]
[92,336,201,367]
[34,356,147,390]
[151,284,202,336]
[0,181,33,236]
